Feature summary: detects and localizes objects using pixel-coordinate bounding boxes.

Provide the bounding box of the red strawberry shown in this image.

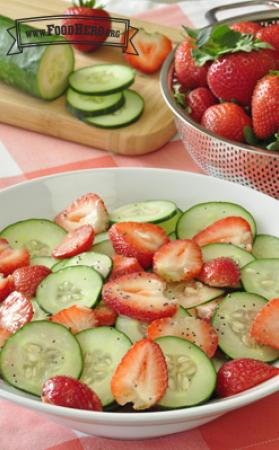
[201,102,252,143]
[0,246,29,276]
[0,327,11,348]
[42,376,103,410]
[52,225,94,259]
[198,257,240,288]
[216,358,279,397]
[207,50,277,105]
[111,338,168,410]
[13,265,51,298]
[0,239,9,253]
[63,1,111,53]
[109,222,169,269]
[187,87,217,123]
[153,239,203,282]
[50,305,98,334]
[175,36,209,89]
[147,316,218,358]
[230,21,261,35]
[250,298,279,349]
[124,28,172,74]
[55,193,109,234]
[109,255,144,281]
[256,24,279,52]
[93,301,117,326]
[193,216,253,252]
[0,291,33,333]
[102,272,177,322]
[252,72,279,139]
[0,275,15,302]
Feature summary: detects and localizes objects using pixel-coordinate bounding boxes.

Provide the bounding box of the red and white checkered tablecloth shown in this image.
[1,2,279,449]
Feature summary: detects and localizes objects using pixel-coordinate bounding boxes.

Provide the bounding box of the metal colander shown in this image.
[160,0,279,198]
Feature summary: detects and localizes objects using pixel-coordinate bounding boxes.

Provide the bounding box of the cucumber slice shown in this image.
[0,219,66,257]
[155,336,216,408]
[241,259,279,299]
[31,299,49,321]
[52,251,112,279]
[177,202,256,239]
[76,327,131,406]
[66,88,124,117]
[30,256,56,269]
[202,243,255,268]
[212,292,279,361]
[92,239,115,258]
[85,90,144,129]
[94,231,109,244]
[252,235,279,259]
[69,64,135,95]
[36,266,103,314]
[110,200,177,224]
[158,209,182,234]
[166,281,224,309]
[0,321,82,396]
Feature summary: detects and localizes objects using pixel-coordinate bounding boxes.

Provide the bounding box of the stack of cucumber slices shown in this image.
[67,64,144,128]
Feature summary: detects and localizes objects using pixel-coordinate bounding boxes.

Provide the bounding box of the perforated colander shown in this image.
[160,0,279,198]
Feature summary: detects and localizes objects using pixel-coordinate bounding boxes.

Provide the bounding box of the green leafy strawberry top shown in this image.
[184,24,274,66]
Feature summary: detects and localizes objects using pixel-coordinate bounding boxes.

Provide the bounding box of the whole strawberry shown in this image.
[256,24,279,52]
[63,0,111,53]
[201,102,252,143]
[216,358,279,397]
[175,36,209,89]
[252,71,279,139]
[187,87,216,123]
[207,50,277,105]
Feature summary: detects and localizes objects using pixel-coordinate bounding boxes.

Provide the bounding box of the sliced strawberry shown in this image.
[0,327,11,348]
[42,376,102,411]
[111,338,168,410]
[103,272,177,322]
[250,298,279,349]
[50,305,98,334]
[153,239,203,282]
[109,255,144,281]
[0,291,33,333]
[124,28,172,74]
[52,225,94,259]
[0,275,15,302]
[93,301,117,326]
[0,247,29,276]
[198,257,240,288]
[55,193,109,234]
[193,216,253,252]
[109,222,169,269]
[147,316,218,358]
[0,239,10,253]
[13,265,51,298]
[216,358,279,398]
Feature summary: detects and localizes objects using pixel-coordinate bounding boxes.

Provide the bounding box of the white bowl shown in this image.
[0,167,278,440]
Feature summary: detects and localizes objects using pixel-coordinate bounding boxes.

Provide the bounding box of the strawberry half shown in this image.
[109,255,144,281]
[153,239,203,282]
[0,275,15,302]
[13,265,51,298]
[102,272,177,322]
[93,301,117,326]
[147,316,218,358]
[124,28,172,74]
[109,222,169,269]
[250,298,279,350]
[50,305,98,334]
[193,216,253,252]
[0,246,29,276]
[0,291,33,333]
[216,358,279,398]
[42,376,103,410]
[55,193,109,234]
[230,21,262,35]
[111,338,168,410]
[52,225,94,259]
[0,327,11,348]
[198,257,240,288]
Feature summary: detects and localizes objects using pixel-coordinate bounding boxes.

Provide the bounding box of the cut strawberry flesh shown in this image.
[0,275,15,302]
[50,305,98,334]
[13,265,51,298]
[0,291,33,333]
[0,247,30,276]
[93,302,117,326]
[52,225,94,259]
[250,298,279,350]
[0,327,11,348]
[109,255,144,281]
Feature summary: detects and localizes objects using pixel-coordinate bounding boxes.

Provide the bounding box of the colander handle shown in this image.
[206,0,279,23]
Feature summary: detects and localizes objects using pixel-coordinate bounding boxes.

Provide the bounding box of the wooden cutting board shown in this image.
[0,0,182,155]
